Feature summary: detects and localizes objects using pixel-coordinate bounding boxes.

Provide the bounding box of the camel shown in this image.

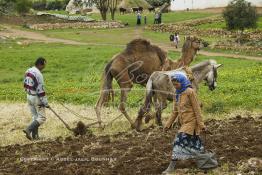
[95,37,204,128]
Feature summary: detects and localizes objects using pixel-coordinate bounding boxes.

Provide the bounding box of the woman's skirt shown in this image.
[172,132,204,160]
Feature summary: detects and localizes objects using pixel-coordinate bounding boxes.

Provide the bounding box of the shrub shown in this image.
[223,0,258,31]
[15,0,32,15]
[32,0,47,11]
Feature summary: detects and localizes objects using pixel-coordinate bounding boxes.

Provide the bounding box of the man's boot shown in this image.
[23,120,40,140]
[162,160,176,174]
[32,125,40,140]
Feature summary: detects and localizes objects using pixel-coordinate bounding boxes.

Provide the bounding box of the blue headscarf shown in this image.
[170,72,191,102]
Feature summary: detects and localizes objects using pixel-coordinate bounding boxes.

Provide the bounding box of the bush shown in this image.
[15,0,32,15]
[32,0,46,10]
[223,0,258,31]
[46,0,63,10]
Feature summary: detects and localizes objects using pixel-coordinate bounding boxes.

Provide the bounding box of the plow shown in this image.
[48,104,124,136]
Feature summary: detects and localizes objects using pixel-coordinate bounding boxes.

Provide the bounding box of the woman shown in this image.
[162,72,206,174]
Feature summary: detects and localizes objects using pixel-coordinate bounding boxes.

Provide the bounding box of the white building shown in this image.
[170,0,262,11]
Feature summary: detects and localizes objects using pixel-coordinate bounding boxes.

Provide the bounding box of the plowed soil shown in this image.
[0,116,261,175]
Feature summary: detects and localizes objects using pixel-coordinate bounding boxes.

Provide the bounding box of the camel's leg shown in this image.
[117,72,134,128]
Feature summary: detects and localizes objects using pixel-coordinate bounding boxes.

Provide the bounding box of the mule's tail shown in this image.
[145,78,154,108]
[138,77,154,118]
[134,77,154,131]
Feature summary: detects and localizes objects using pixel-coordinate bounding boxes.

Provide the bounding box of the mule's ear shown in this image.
[215,64,223,68]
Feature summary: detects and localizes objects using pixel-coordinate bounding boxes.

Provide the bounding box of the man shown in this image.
[23,57,49,140]
[173,33,180,49]
[136,11,142,25]
[154,12,159,24]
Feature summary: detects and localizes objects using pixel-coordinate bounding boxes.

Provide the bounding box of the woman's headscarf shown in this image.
[170,72,191,102]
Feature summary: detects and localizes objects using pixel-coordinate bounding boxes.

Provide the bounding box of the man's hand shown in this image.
[39,104,49,108]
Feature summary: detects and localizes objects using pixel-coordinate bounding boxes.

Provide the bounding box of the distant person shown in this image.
[169,34,174,44]
[137,12,142,25]
[158,13,162,24]
[144,15,147,25]
[173,33,180,48]
[23,57,49,140]
[154,12,159,24]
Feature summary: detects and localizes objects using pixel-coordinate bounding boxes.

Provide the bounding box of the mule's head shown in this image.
[204,63,223,91]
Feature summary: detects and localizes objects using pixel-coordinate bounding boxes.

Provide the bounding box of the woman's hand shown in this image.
[163,126,169,132]
[202,126,207,132]
[200,122,207,132]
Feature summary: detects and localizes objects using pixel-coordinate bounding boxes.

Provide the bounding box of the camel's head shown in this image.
[183,36,203,52]
[162,59,172,71]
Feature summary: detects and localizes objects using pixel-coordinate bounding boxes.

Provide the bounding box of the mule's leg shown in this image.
[117,72,135,128]
[154,94,168,127]
[135,101,151,131]
[144,94,157,124]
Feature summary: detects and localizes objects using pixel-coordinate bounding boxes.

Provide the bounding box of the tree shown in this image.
[93,0,109,21]
[223,0,258,31]
[109,0,118,20]
[0,0,16,15]
[146,0,169,7]
[15,0,32,15]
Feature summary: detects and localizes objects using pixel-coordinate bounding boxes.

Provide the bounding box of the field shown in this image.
[1,42,262,111]
[0,8,262,175]
[1,116,261,174]
[89,11,219,26]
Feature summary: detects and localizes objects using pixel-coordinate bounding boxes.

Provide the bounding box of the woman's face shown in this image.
[173,81,181,89]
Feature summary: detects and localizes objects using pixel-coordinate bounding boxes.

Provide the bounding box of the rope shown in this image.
[59,102,96,121]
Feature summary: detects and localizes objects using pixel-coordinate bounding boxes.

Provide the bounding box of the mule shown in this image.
[134,60,223,131]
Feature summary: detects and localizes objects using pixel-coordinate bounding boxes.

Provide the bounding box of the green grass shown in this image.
[39,27,172,45]
[36,27,262,57]
[40,28,139,45]
[203,47,262,57]
[196,16,262,30]
[41,10,219,27]
[0,42,262,114]
[89,11,218,27]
